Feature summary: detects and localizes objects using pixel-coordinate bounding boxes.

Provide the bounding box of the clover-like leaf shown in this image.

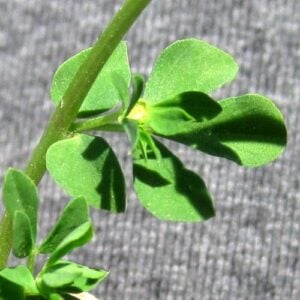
[39,197,89,254]
[132,134,215,222]
[46,134,126,212]
[147,91,222,136]
[0,265,38,295]
[12,211,34,258]
[46,222,93,267]
[143,38,238,103]
[50,42,131,117]
[167,94,287,167]
[2,168,38,242]
[39,260,108,294]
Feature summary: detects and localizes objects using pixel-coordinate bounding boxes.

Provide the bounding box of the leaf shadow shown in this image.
[95,150,125,212]
[82,138,107,161]
[167,113,287,165]
[174,166,215,220]
[133,164,170,187]
[81,137,125,212]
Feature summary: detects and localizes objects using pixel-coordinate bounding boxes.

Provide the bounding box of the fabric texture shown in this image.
[0,0,299,299]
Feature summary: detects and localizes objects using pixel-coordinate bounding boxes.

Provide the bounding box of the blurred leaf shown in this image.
[143,39,238,102]
[39,263,80,293]
[50,42,131,117]
[46,134,126,212]
[133,136,215,222]
[167,94,287,167]
[39,197,89,254]
[2,169,38,242]
[12,211,34,258]
[0,265,38,295]
[48,294,64,300]
[123,119,139,148]
[148,91,222,136]
[0,276,24,300]
[40,261,108,294]
[46,222,93,266]
[67,293,98,300]
[71,265,108,293]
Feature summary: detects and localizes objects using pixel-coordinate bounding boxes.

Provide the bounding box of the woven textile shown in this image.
[0,1,299,299]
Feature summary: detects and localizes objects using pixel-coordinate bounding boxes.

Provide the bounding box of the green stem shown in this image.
[27,248,37,274]
[0,0,151,269]
[74,122,125,133]
[0,212,12,269]
[71,104,122,133]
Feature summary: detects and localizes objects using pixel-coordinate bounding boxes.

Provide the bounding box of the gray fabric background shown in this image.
[0,0,299,299]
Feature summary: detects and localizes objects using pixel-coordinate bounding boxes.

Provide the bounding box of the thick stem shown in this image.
[0,0,151,269]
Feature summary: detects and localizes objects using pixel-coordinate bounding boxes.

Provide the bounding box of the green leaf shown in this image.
[39,261,108,294]
[50,42,131,117]
[126,74,145,115]
[46,134,126,212]
[2,168,38,242]
[132,135,215,222]
[38,262,80,293]
[147,91,222,136]
[0,265,38,295]
[111,72,130,110]
[48,294,64,300]
[0,277,24,300]
[39,197,89,254]
[47,222,93,266]
[143,39,238,103]
[12,211,34,258]
[167,94,287,167]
